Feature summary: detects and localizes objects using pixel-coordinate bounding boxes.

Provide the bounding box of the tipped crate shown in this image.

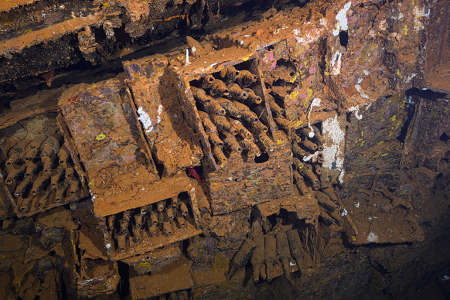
[122,55,203,177]
[175,55,293,215]
[0,112,89,217]
[58,75,165,217]
[58,72,207,218]
[64,228,120,298]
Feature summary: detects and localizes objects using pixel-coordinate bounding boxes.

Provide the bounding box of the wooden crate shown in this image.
[122,55,203,176]
[0,112,89,217]
[174,55,293,214]
[99,182,208,261]
[58,75,164,217]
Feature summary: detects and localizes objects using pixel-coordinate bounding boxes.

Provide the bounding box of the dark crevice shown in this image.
[117,261,130,299]
[440,132,450,143]
[151,151,165,179]
[339,30,349,47]
[318,37,327,82]
[254,152,270,163]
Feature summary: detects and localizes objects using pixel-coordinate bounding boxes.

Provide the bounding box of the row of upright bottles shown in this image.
[292,125,325,193]
[106,194,194,251]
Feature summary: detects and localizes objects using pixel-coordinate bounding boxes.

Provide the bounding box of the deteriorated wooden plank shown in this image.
[206,146,293,215]
[58,75,160,217]
[401,93,450,170]
[123,55,203,176]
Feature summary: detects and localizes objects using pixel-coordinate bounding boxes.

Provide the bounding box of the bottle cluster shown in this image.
[106,194,193,251]
[265,92,291,131]
[191,65,277,165]
[291,124,325,193]
[3,133,82,213]
[226,214,305,283]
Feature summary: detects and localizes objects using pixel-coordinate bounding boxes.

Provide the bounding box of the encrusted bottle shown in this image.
[293,170,308,195]
[171,196,179,208]
[229,119,253,140]
[226,237,256,280]
[267,94,285,116]
[24,135,47,161]
[55,182,67,202]
[121,210,132,232]
[222,131,242,153]
[107,214,116,231]
[203,98,226,116]
[286,229,305,274]
[179,201,189,217]
[50,167,64,188]
[14,175,33,198]
[211,114,234,134]
[176,213,186,228]
[166,206,174,222]
[251,121,268,134]
[240,138,261,157]
[191,87,212,106]
[209,79,229,97]
[30,172,50,197]
[201,75,215,89]
[293,132,302,143]
[302,168,320,190]
[40,134,63,158]
[264,234,277,282]
[37,188,54,209]
[162,221,173,236]
[219,65,239,83]
[150,208,159,226]
[68,178,80,196]
[206,131,224,148]
[212,145,227,165]
[198,111,217,133]
[19,196,35,213]
[41,155,55,173]
[58,146,70,165]
[236,70,258,87]
[227,83,248,101]
[293,143,306,157]
[276,229,293,283]
[157,200,165,212]
[257,133,276,152]
[314,164,322,176]
[216,97,242,118]
[6,139,30,167]
[64,166,75,180]
[274,115,290,130]
[5,164,26,185]
[302,138,318,151]
[232,101,258,123]
[243,88,262,104]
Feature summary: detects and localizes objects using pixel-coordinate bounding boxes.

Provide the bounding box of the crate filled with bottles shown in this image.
[178,58,292,215]
[0,113,89,217]
[99,190,206,260]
